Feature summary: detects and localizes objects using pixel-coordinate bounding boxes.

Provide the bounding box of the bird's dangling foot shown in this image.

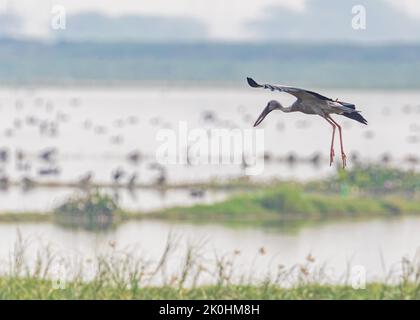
[341,152,347,168]
[329,148,335,166]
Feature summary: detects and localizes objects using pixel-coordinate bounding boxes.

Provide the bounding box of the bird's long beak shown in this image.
[253,106,271,127]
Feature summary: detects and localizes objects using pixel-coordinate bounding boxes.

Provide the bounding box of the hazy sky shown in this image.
[1,0,420,41]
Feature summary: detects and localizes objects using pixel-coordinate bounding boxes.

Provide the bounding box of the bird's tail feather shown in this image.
[342,111,368,125]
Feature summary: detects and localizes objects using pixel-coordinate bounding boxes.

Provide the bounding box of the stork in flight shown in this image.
[248,77,367,168]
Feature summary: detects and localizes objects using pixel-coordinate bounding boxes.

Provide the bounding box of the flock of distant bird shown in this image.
[0,94,209,199]
[0,147,169,191]
[0,96,165,191]
[0,81,419,192]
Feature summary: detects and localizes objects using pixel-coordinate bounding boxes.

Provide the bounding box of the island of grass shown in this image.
[147,185,420,224]
[136,165,420,225]
[0,165,419,228]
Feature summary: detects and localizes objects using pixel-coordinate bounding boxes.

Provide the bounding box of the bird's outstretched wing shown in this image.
[247,77,333,103]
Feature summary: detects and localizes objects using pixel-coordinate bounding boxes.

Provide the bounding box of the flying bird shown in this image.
[248,77,367,168]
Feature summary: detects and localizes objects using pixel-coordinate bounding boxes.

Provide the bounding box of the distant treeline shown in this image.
[1,38,420,88]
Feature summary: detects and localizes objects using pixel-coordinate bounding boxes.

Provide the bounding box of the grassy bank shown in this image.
[2,232,419,300]
[132,166,420,224]
[0,212,52,223]
[146,185,420,224]
[1,278,419,299]
[2,185,420,228]
[1,166,420,228]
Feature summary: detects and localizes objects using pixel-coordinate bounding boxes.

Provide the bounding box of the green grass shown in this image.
[0,278,419,299]
[1,184,420,229]
[3,232,419,300]
[146,166,420,224]
[307,165,420,194]
[0,212,52,223]
[149,185,420,224]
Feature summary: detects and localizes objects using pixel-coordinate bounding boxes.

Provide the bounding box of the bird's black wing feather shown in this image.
[247,77,333,102]
[247,77,262,88]
[303,90,333,102]
[342,111,368,125]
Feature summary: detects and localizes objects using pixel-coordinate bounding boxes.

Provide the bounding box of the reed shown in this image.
[1,234,419,300]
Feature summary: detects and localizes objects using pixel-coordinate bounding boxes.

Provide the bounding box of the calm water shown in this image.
[0,217,419,284]
[0,86,419,212]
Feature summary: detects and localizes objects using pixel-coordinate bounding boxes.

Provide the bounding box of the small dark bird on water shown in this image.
[309,152,322,167]
[127,173,138,189]
[39,148,57,162]
[38,167,61,176]
[156,171,167,186]
[0,175,9,190]
[127,150,142,164]
[112,168,125,185]
[78,172,93,187]
[0,149,8,163]
[189,189,205,198]
[149,163,167,186]
[21,176,35,191]
[248,77,368,168]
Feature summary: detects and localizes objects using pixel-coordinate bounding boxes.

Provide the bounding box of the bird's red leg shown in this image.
[328,116,346,168]
[324,117,336,166]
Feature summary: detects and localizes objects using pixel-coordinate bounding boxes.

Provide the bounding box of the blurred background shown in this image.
[0,0,420,287]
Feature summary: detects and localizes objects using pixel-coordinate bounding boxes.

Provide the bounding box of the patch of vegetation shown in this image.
[53,191,121,230]
[0,212,52,223]
[154,184,420,223]
[307,165,420,194]
[1,279,419,300]
[1,166,420,229]
[2,235,419,300]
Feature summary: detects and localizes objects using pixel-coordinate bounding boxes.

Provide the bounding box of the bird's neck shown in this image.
[280,106,293,113]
